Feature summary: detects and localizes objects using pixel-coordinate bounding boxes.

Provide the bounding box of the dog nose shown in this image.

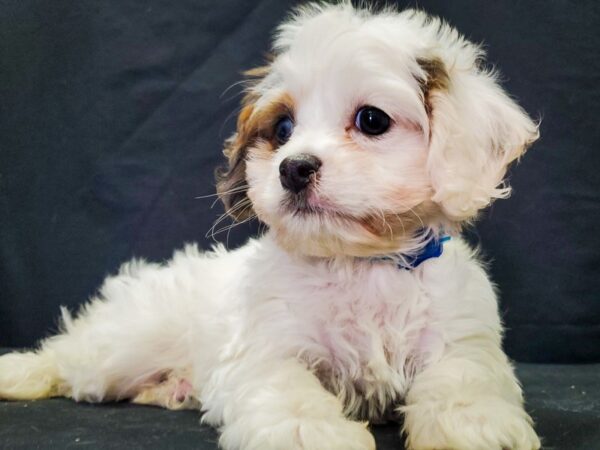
[279,153,322,194]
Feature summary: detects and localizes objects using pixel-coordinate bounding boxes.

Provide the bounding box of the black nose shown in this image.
[279,153,322,194]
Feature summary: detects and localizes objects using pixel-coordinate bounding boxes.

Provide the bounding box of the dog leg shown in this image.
[132,369,199,410]
[201,357,375,450]
[400,338,541,450]
[0,350,66,400]
[0,255,211,404]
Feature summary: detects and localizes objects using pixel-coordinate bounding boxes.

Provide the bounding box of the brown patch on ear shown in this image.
[243,53,275,78]
[243,65,271,79]
[215,87,262,221]
[215,138,251,220]
[416,56,449,116]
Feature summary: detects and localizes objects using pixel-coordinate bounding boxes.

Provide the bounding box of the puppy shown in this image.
[0,3,541,449]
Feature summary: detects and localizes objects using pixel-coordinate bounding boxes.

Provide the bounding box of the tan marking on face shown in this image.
[217,87,295,220]
[248,92,295,148]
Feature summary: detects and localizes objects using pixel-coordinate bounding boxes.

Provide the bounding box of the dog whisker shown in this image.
[195,184,249,200]
[219,78,254,99]
[206,198,254,240]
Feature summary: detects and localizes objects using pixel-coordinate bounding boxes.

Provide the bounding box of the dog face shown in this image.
[217,3,538,257]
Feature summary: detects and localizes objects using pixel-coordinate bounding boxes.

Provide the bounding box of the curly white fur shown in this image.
[0,3,540,450]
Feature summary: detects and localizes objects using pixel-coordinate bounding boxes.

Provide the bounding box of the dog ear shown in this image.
[215,101,255,220]
[419,52,539,221]
[216,67,270,221]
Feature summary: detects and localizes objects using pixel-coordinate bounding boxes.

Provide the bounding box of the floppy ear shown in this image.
[216,67,270,221]
[420,52,539,221]
[215,101,255,220]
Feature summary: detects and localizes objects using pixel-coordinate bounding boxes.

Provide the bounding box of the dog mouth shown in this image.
[282,191,334,216]
[280,191,358,223]
[278,190,422,242]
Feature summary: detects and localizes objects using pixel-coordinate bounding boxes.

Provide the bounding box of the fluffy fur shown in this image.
[0,3,540,449]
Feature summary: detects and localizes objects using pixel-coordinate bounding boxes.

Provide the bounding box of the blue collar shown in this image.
[370,235,451,270]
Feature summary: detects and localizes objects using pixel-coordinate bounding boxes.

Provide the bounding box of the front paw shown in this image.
[220,415,375,450]
[403,397,541,450]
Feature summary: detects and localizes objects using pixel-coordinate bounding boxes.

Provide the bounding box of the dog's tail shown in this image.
[0,350,62,400]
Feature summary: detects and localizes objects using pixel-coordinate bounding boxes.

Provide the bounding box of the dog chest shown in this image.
[261,260,436,417]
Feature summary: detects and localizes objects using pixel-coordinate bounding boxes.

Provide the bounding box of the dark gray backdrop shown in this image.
[1,0,598,363]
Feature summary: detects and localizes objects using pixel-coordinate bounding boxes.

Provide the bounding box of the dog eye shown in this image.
[354,106,391,136]
[274,116,294,145]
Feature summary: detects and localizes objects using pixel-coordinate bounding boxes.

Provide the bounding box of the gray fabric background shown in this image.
[1,0,599,362]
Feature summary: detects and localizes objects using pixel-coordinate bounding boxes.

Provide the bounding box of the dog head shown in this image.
[217,3,538,257]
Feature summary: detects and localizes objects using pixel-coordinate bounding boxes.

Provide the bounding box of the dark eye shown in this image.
[354,106,391,136]
[274,116,294,145]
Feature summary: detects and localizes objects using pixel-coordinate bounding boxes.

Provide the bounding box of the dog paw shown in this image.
[404,397,541,450]
[132,370,199,410]
[220,415,375,450]
[296,417,376,450]
[0,351,62,400]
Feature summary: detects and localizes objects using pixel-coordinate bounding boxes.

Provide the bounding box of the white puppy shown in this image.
[0,3,541,450]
